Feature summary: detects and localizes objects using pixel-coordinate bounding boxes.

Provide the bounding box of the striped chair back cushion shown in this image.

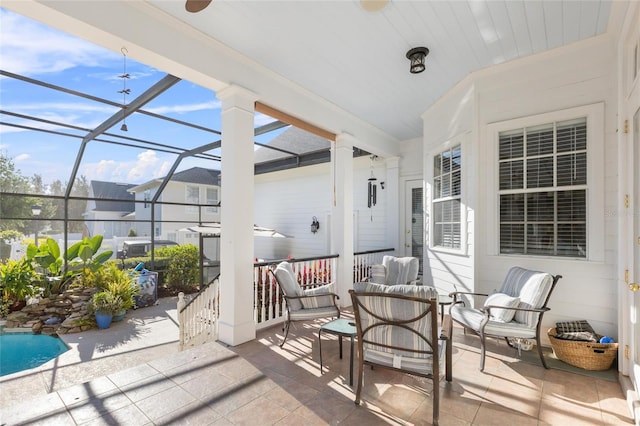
[500,267,554,328]
[275,262,304,311]
[352,282,438,359]
[382,256,419,285]
[369,264,387,285]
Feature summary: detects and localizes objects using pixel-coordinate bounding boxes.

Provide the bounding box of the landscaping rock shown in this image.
[3,287,99,334]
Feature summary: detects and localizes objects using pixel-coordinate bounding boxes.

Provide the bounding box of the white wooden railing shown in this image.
[177,248,394,350]
[177,275,219,351]
[353,248,394,283]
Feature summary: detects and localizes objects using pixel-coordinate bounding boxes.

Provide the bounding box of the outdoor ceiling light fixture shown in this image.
[118,47,131,132]
[360,0,388,12]
[406,47,429,74]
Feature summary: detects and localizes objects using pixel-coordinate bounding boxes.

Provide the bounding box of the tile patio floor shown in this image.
[0,308,634,425]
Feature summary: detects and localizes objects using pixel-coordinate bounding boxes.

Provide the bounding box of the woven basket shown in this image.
[548,328,618,371]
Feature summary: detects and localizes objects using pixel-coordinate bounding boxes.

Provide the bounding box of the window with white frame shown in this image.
[433,145,461,249]
[498,118,587,257]
[206,187,219,213]
[186,185,199,213]
[143,190,150,208]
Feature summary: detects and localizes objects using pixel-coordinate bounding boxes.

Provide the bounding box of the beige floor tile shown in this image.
[473,402,538,425]
[226,395,291,425]
[538,395,604,426]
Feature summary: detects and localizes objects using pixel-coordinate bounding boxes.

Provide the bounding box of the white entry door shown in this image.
[630,107,640,408]
[404,180,424,273]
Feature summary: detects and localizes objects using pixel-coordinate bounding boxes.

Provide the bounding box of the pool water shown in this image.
[0,333,69,376]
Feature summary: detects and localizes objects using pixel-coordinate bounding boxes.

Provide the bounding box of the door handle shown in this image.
[630,283,640,292]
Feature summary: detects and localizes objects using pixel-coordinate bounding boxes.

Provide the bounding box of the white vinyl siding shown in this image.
[498,118,587,257]
[432,145,461,249]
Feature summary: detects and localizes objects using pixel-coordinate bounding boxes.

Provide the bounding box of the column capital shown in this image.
[335,132,356,148]
[217,84,259,111]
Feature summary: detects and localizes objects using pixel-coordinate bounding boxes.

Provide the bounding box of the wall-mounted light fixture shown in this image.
[406,47,429,74]
[311,216,320,234]
[380,181,385,190]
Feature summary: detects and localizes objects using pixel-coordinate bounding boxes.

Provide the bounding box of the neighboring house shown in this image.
[254,127,422,262]
[127,167,221,249]
[84,180,136,238]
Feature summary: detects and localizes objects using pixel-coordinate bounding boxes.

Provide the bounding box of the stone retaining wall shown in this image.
[3,287,97,335]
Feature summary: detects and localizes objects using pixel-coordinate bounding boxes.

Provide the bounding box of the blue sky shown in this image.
[0,8,280,187]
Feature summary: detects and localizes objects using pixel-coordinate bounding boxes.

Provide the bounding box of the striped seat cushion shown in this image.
[288,305,339,320]
[364,338,446,375]
[450,304,537,338]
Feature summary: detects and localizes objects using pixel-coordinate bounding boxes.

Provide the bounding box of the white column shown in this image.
[384,157,400,254]
[331,133,355,307]
[216,84,257,346]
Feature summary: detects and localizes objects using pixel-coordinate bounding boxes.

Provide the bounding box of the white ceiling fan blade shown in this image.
[185,0,212,13]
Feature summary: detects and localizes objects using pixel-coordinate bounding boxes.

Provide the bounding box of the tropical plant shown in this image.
[66,235,113,273]
[29,235,113,294]
[88,290,120,315]
[103,264,138,311]
[0,257,38,308]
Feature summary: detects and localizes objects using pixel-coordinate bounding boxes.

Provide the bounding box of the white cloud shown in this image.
[14,153,30,162]
[0,10,118,76]
[145,101,220,115]
[82,150,172,184]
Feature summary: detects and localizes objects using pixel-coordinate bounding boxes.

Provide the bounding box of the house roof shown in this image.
[253,127,370,174]
[90,181,135,212]
[128,167,221,193]
[171,167,221,185]
[254,127,330,163]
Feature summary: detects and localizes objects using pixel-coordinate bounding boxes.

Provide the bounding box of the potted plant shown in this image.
[103,264,138,321]
[90,290,118,329]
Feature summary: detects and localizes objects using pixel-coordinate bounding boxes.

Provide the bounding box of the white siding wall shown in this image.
[422,83,475,297]
[254,156,390,260]
[422,33,619,342]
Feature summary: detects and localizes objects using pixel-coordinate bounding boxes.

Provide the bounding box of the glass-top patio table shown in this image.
[318,318,357,386]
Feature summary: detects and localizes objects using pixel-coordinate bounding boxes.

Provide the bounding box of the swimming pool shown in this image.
[0,332,69,376]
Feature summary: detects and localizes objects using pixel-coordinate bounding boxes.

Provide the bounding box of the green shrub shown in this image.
[156,244,199,292]
[0,257,38,305]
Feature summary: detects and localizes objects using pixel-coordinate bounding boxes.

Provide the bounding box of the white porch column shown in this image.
[384,157,400,254]
[331,133,355,307]
[216,84,257,346]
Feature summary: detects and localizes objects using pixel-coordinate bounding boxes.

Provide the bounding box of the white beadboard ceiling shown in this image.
[152,0,611,142]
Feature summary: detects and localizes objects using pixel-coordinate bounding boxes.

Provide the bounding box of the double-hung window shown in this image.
[206,187,219,213]
[186,185,200,213]
[499,118,587,257]
[433,145,461,249]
